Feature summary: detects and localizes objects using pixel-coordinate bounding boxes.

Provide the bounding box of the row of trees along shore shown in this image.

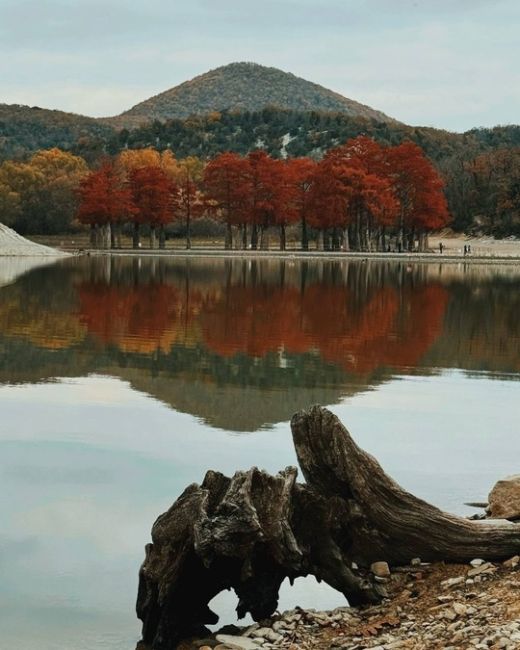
[77,137,450,252]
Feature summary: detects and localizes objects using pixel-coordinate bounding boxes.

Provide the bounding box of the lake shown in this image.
[1,255,519,650]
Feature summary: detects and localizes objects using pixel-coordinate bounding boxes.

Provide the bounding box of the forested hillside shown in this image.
[0,104,114,161]
[110,108,520,161]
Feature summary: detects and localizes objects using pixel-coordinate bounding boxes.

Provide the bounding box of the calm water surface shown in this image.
[1,256,519,649]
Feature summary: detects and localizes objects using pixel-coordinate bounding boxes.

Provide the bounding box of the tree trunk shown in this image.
[323,229,331,251]
[364,218,370,252]
[301,216,308,251]
[133,222,140,249]
[332,227,340,251]
[260,225,269,250]
[89,223,96,248]
[343,227,350,251]
[149,225,156,250]
[250,223,258,250]
[397,211,405,252]
[408,227,415,252]
[279,224,286,251]
[225,222,232,250]
[114,222,122,249]
[159,224,166,250]
[109,222,116,249]
[186,212,191,250]
[241,223,247,250]
[355,213,362,251]
[104,223,111,249]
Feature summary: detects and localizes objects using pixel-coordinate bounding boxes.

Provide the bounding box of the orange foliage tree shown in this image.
[174,157,205,250]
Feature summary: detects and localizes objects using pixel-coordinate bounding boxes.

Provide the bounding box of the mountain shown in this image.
[0,104,114,161]
[109,62,397,128]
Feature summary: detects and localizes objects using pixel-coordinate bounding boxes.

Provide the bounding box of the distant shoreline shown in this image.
[84,248,520,265]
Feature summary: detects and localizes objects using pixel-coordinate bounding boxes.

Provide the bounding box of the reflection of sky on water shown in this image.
[1,371,519,649]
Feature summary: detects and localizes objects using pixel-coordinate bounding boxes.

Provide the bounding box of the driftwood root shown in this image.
[137,406,520,649]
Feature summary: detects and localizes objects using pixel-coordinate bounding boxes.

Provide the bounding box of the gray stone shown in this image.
[468,562,495,577]
[215,635,259,650]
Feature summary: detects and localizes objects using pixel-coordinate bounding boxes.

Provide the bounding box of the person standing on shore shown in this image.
[439,242,444,254]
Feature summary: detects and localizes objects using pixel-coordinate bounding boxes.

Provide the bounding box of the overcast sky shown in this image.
[1,0,518,131]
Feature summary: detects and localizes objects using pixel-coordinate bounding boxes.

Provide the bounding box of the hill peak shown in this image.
[113,62,397,127]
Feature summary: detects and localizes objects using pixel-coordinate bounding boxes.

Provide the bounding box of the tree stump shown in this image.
[136,406,520,649]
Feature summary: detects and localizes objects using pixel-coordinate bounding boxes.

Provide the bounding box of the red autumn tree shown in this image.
[315,140,399,251]
[129,165,176,249]
[286,157,317,250]
[386,141,451,251]
[270,160,300,250]
[308,155,360,249]
[76,161,135,249]
[245,150,276,250]
[203,152,251,249]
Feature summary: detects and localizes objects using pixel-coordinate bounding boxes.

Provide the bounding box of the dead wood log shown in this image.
[136,406,520,649]
[291,406,520,565]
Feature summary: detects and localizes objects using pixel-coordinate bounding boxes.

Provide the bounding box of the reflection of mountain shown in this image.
[0,257,519,431]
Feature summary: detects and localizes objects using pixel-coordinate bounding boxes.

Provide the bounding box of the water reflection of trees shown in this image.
[1,257,519,430]
[70,259,450,375]
[200,281,449,374]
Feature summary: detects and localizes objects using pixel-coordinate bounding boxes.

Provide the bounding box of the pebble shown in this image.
[441,576,465,588]
[190,559,520,650]
[503,555,519,569]
[371,561,391,578]
[215,635,259,649]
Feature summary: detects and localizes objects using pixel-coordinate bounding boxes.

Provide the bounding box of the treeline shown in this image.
[109,109,520,236]
[1,107,520,236]
[75,136,449,252]
[0,133,520,246]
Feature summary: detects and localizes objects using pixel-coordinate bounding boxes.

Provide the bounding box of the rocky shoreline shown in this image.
[173,556,520,650]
